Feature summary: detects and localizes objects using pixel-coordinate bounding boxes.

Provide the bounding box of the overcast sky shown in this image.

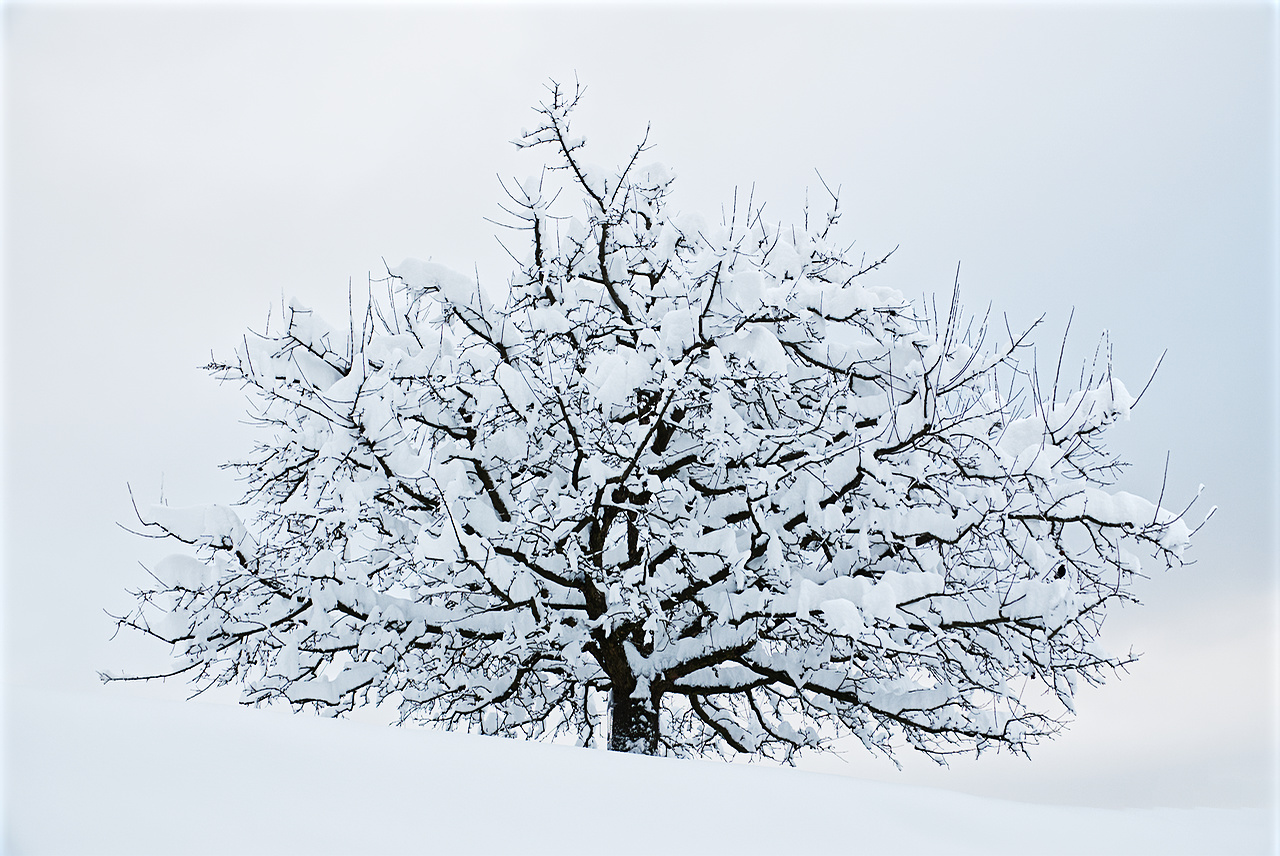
[5,3,1276,811]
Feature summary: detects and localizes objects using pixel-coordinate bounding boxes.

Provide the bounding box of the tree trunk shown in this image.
[608,688,660,754]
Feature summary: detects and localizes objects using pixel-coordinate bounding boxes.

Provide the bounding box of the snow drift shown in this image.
[4,687,1270,855]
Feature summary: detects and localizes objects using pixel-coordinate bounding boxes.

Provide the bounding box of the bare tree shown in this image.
[108,81,1207,762]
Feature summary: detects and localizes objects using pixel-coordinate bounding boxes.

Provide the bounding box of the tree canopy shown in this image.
[110,81,1205,761]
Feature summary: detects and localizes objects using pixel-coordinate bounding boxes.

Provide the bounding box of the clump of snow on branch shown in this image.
[109,80,1208,762]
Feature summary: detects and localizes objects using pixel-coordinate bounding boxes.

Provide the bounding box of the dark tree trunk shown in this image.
[608,688,660,754]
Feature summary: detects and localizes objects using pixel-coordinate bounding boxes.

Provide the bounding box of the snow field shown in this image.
[5,687,1270,855]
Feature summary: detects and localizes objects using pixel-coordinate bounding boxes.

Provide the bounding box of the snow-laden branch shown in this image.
[110,80,1206,764]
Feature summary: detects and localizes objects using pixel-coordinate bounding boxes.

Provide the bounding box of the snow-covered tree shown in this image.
[109,82,1207,761]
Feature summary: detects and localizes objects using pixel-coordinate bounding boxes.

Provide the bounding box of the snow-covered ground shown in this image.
[4,687,1270,855]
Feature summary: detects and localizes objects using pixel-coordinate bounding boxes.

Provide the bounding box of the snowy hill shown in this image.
[4,688,1270,855]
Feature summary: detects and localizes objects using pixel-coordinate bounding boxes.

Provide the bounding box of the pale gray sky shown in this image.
[5,3,1276,810]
